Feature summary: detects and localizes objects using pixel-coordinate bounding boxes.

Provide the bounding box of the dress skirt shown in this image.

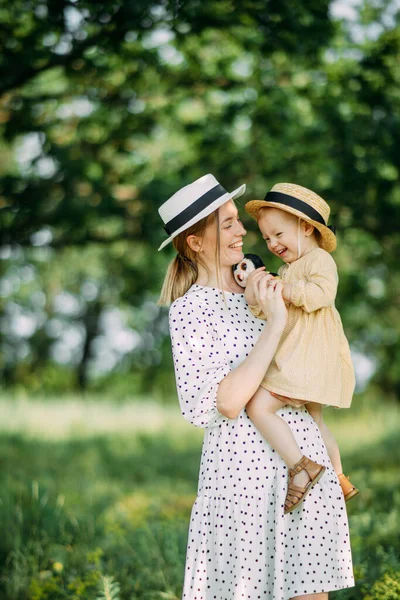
[182,408,354,600]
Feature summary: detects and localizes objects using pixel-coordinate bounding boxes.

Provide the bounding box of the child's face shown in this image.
[258,208,307,264]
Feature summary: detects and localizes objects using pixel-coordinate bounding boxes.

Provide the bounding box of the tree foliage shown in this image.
[0,0,399,396]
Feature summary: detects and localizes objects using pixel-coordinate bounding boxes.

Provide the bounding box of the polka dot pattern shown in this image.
[169,284,355,599]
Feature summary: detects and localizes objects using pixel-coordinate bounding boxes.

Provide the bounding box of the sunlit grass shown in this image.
[0,392,399,598]
[1,391,398,456]
[325,393,400,455]
[0,394,196,440]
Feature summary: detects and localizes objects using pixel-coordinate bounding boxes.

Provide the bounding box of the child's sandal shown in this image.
[284,456,326,514]
[338,473,359,501]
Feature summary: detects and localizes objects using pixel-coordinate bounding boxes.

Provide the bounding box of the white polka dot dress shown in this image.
[169,284,354,600]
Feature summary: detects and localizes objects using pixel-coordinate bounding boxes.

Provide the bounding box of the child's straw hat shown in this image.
[245,182,337,253]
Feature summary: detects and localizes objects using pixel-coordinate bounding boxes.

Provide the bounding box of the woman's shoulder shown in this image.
[169,285,217,320]
[168,286,224,342]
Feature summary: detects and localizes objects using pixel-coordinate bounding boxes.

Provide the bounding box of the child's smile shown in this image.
[257,207,318,263]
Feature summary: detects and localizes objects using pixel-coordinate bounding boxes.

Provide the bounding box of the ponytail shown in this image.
[157,211,217,306]
[158,254,198,306]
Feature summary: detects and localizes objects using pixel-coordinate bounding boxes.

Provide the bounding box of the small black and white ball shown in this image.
[233,253,278,288]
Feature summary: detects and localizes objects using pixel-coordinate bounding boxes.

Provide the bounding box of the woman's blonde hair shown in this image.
[158,210,221,306]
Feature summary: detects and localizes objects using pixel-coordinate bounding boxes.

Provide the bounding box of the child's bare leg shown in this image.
[246,387,310,488]
[306,402,343,475]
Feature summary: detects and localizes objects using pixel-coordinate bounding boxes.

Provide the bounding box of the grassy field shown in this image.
[1,393,400,599]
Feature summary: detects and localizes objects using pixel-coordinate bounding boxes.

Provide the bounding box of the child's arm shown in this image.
[290,252,338,313]
[282,283,292,304]
[248,302,266,319]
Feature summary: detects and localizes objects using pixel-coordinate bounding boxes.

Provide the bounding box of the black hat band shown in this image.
[264,191,327,227]
[164,183,228,235]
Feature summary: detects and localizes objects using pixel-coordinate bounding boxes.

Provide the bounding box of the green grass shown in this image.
[0,393,399,599]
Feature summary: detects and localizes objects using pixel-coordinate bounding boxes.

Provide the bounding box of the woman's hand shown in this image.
[270,391,308,409]
[255,276,287,331]
[244,267,268,305]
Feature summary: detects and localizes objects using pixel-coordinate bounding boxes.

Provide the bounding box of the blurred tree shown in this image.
[0,0,399,396]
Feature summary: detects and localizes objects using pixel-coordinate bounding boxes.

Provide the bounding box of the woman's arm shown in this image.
[216,279,287,419]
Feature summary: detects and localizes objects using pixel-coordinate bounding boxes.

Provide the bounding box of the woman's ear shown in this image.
[186,234,202,253]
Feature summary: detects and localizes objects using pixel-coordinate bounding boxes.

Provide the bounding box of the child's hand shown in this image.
[245,267,270,305]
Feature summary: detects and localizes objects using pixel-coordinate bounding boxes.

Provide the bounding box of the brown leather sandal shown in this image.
[284,456,326,514]
[338,473,359,501]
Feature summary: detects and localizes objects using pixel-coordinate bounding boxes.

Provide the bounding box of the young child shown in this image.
[244,182,358,514]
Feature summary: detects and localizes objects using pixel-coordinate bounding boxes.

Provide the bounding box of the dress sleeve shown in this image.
[169,297,230,428]
[248,302,267,320]
[290,250,338,313]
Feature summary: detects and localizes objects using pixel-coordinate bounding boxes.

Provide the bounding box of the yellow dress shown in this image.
[249,247,355,408]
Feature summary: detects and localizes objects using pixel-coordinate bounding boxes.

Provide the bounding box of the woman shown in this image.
[158,174,354,600]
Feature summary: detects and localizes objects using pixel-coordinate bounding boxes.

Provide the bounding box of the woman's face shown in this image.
[200,200,247,267]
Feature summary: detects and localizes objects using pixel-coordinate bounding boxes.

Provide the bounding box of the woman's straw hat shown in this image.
[158,174,246,251]
[245,182,336,253]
